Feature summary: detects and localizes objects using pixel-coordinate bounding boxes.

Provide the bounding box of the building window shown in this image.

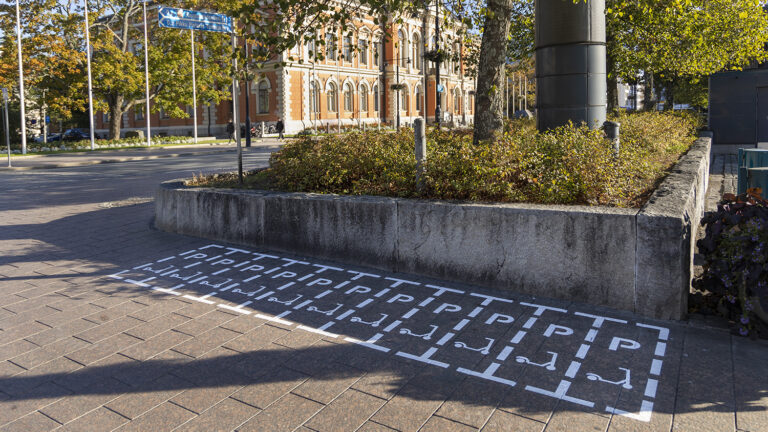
[160,108,170,119]
[310,81,320,113]
[343,83,353,112]
[343,36,352,62]
[258,80,270,114]
[103,113,110,123]
[374,38,382,67]
[359,84,368,112]
[326,31,337,61]
[415,86,421,112]
[135,105,144,121]
[359,38,368,65]
[454,90,460,112]
[398,30,408,68]
[400,88,408,112]
[373,84,379,112]
[453,44,461,74]
[412,34,421,71]
[327,82,338,112]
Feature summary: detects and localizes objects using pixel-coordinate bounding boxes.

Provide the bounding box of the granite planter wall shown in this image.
[155,137,711,320]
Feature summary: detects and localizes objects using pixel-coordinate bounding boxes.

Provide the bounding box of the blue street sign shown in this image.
[437,84,445,93]
[158,7,233,33]
[45,115,50,124]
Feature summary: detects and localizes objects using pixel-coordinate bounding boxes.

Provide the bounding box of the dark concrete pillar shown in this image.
[535,0,606,131]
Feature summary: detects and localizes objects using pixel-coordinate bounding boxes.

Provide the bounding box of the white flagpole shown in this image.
[84,0,96,149]
[191,30,198,143]
[15,0,27,154]
[143,0,151,145]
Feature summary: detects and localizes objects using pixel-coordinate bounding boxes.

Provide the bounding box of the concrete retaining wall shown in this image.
[155,137,711,320]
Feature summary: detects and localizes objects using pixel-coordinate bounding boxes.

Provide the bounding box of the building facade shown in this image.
[95,6,476,137]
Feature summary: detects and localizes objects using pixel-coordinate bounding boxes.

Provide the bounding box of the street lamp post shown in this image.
[434,0,441,129]
[15,0,27,154]
[84,0,96,149]
[142,0,151,145]
[394,56,411,129]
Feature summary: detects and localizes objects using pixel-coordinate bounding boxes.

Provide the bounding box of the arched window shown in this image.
[258,80,270,114]
[343,35,352,62]
[454,43,461,74]
[359,83,369,112]
[400,87,408,112]
[310,81,320,113]
[374,37,382,67]
[415,86,422,112]
[398,30,408,68]
[453,89,460,112]
[373,84,379,112]
[343,83,353,112]
[412,34,421,71]
[326,30,337,61]
[327,82,338,112]
[359,36,368,65]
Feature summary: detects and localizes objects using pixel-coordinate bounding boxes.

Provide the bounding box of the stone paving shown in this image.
[0,151,766,431]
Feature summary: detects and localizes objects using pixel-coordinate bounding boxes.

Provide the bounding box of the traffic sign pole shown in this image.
[143,0,151,146]
[191,30,198,144]
[232,34,242,185]
[15,0,26,154]
[84,0,96,149]
[3,88,11,167]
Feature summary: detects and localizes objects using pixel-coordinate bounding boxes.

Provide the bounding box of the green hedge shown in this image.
[218,111,699,208]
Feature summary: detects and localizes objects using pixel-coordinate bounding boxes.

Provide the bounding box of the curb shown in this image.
[1,148,242,171]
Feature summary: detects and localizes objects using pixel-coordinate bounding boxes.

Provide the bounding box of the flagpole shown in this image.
[84,0,96,149]
[143,0,151,146]
[15,0,27,154]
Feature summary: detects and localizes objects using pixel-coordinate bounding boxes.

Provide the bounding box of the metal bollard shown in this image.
[603,121,620,156]
[414,117,426,191]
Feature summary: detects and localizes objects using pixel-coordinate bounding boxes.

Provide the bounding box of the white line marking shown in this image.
[133,263,152,270]
[109,270,128,279]
[243,275,261,282]
[212,268,230,275]
[263,267,280,274]
[650,359,663,376]
[510,331,526,345]
[356,298,373,308]
[151,287,181,296]
[585,329,598,343]
[184,262,202,269]
[525,381,595,408]
[201,244,224,250]
[205,255,223,262]
[334,281,351,289]
[254,290,274,300]
[468,306,484,318]
[418,297,435,307]
[402,308,419,319]
[179,249,197,256]
[182,295,215,305]
[523,317,537,329]
[636,323,670,341]
[255,313,294,326]
[297,274,314,282]
[425,284,465,295]
[344,336,390,353]
[396,347,449,368]
[336,309,355,321]
[374,288,390,298]
[457,363,516,386]
[605,400,654,422]
[469,293,515,306]
[383,320,402,333]
[319,321,335,331]
[436,332,455,346]
[315,290,333,299]
[520,302,568,315]
[453,319,470,331]
[576,344,590,359]
[497,346,514,361]
[574,311,628,327]
[125,279,151,288]
[218,304,251,314]
[276,311,292,318]
[655,342,667,357]
[297,325,339,338]
[189,276,207,284]
[157,256,175,262]
[294,300,313,310]
[384,277,420,287]
[277,282,295,291]
[644,378,658,398]
[565,361,581,378]
[233,260,251,268]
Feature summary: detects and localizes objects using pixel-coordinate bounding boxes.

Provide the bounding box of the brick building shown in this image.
[95,4,476,137]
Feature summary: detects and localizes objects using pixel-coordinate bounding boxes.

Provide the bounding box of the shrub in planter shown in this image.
[695,189,768,338]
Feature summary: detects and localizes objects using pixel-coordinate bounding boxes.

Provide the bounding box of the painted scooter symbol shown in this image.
[515,351,558,371]
[350,313,388,327]
[454,337,495,355]
[399,325,438,341]
[586,367,632,389]
[307,303,343,316]
[267,294,302,305]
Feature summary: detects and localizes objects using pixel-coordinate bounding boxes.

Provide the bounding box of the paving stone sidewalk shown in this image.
[0,152,766,432]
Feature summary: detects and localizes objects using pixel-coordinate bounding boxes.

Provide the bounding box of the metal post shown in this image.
[15,0,26,154]
[84,0,95,149]
[524,76,528,111]
[337,45,341,134]
[244,41,251,148]
[191,30,198,143]
[3,88,11,167]
[434,0,441,129]
[42,89,46,145]
[422,10,428,123]
[414,117,426,190]
[232,34,242,184]
[143,0,151,145]
[396,58,400,129]
[518,74,522,111]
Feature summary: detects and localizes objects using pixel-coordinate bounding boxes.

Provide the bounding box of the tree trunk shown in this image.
[472,0,515,144]
[642,72,655,111]
[108,96,124,139]
[607,74,618,113]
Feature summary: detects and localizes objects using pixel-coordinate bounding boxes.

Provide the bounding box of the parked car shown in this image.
[61,129,90,141]
[34,133,62,143]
